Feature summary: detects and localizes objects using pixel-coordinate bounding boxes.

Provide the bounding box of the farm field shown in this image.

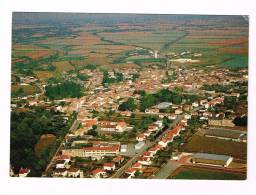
[170,167,246,180]
[11,84,40,96]
[182,134,247,159]
[11,15,249,79]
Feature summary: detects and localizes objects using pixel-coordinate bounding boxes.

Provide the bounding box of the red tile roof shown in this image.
[91,168,106,175]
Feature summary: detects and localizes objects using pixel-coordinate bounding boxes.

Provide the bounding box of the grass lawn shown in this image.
[171,167,246,180]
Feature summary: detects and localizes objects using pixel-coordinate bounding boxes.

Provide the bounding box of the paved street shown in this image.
[154,160,180,179]
[111,141,154,178]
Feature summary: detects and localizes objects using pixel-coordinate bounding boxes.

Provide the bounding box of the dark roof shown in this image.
[193,153,232,162]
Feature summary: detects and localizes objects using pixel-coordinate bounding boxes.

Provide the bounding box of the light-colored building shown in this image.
[192,153,233,167]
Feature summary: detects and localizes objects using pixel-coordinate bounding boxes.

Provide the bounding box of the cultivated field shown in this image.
[169,166,246,180]
[182,135,247,159]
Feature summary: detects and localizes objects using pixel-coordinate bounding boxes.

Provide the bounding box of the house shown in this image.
[125,167,137,178]
[192,102,199,107]
[148,124,159,132]
[55,160,69,169]
[116,121,128,132]
[158,138,170,147]
[192,153,233,167]
[136,133,146,142]
[18,168,30,177]
[148,145,162,155]
[80,118,97,130]
[112,156,125,165]
[52,168,68,177]
[168,114,177,120]
[91,168,107,178]
[143,131,152,137]
[184,114,191,120]
[67,168,81,178]
[154,120,163,128]
[132,162,142,170]
[143,151,154,158]
[138,156,152,165]
[103,163,116,171]
[98,121,128,133]
[175,109,183,115]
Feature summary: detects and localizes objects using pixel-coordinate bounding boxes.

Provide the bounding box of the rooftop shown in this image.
[193,153,232,162]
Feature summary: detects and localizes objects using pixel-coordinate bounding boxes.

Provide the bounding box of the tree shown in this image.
[118,97,137,111]
[45,81,83,100]
[140,94,156,111]
[87,129,98,136]
[233,116,247,127]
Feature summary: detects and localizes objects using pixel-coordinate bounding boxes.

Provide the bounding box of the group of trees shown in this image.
[140,89,183,112]
[202,83,231,93]
[233,115,247,127]
[45,81,83,99]
[102,71,124,85]
[118,97,137,111]
[10,107,71,176]
[130,115,158,132]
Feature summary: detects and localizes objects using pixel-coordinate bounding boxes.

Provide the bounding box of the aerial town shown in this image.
[10,13,248,179]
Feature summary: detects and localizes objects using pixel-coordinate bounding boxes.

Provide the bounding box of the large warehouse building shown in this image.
[192,153,233,167]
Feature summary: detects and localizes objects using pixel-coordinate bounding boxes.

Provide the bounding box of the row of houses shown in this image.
[136,120,163,142]
[125,120,186,178]
[158,124,184,147]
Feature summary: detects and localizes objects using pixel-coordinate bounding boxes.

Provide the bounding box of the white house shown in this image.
[192,102,199,107]
[136,134,146,142]
[52,168,68,177]
[67,168,81,178]
[103,163,116,171]
[91,169,107,178]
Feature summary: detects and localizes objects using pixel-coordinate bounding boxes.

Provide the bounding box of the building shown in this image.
[208,118,235,127]
[52,168,68,177]
[98,121,128,133]
[91,169,107,178]
[18,168,30,177]
[112,156,125,165]
[192,153,233,167]
[62,144,120,159]
[103,163,116,171]
[135,141,145,150]
[120,145,127,153]
[67,168,82,178]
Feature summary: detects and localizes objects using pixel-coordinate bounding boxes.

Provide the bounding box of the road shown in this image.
[111,111,189,178]
[111,141,154,178]
[154,160,180,179]
[43,119,80,175]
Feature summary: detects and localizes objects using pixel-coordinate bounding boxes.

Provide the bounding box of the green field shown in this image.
[171,167,246,180]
